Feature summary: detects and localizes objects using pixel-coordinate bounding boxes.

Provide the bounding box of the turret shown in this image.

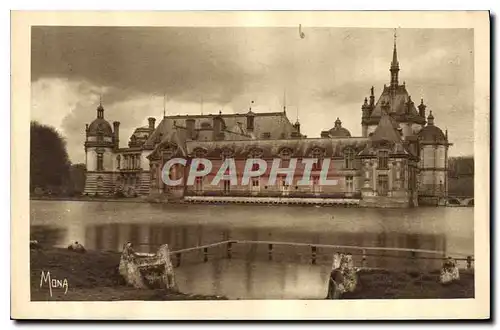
[418,98,427,118]
[427,111,434,126]
[362,97,369,118]
[369,86,375,108]
[246,101,255,131]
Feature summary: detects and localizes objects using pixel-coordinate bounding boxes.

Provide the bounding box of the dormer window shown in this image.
[279,148,292,160]
[221,148,234,159]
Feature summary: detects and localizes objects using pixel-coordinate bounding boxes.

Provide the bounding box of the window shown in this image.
[195,177,203,192]
[346,176,354,192]
[378,150,389,169]
[312,148,323,171]
[377,174,388,196]
[223,180,231,194]
[116,155,121,169]
[97,153,104,171]
[252,178,260,188]
[312,176,321,193]
[344,149,355,169]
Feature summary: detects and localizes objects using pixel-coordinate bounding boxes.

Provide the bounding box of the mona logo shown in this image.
[40,271,69,297]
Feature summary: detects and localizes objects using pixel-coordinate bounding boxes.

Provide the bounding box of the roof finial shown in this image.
[249,100,254,112]
[163,92,166,118]
[283,89,287,113]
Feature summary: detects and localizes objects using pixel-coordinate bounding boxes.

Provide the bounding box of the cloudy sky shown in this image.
[31,27,474,163]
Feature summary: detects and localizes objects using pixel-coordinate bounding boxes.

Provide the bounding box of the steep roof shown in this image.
[370,112,402,142]
[185,137,369,159]
[143,111,300,149]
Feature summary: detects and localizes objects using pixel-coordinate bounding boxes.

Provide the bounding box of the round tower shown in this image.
[84,101,115,173]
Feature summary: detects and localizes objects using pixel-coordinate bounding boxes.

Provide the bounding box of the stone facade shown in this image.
[83,37,451,207]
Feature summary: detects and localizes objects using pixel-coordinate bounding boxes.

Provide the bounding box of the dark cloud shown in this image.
[31,27,475,161]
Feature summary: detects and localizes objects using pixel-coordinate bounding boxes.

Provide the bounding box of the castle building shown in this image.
[83,37,451,207]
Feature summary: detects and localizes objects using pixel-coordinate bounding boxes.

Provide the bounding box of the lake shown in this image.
[30,200,474,299]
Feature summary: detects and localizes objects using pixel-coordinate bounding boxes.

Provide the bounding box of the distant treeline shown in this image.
[30,121,86,196]
[447,156,474,197]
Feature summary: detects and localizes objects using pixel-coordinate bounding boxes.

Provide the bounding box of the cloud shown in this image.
[31,27,474,161]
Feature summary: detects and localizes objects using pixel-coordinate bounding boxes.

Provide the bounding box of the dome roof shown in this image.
[87,104,113,137]
[418,124,446,143]
[328,118,351,137]
[418,111,447,143]
[88,118,113,137]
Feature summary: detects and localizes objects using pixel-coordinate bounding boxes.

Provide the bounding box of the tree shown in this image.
[30,121,71,194]
[67,163,86,195]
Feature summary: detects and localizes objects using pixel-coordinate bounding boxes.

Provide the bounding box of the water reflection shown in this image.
[30,200,474,297]
[175,259,334,299]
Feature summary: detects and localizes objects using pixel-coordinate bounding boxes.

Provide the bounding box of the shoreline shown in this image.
[29,196,472,208]
[30,246,474,301]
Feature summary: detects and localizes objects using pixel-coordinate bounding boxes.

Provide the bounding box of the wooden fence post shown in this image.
[311,246,317,265]
[227,242,232,259]
[466,256,472,269]
[175,253,181,267]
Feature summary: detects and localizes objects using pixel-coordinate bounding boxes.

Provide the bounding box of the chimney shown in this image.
[213,116,224,140]
[186,118,195,140]
[148,117,156,130]
[113,121,120,148]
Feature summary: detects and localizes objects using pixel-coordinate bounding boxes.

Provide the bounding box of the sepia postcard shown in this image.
[11,10,490,320]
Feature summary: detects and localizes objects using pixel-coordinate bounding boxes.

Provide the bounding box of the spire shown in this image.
[97,95,104,119]
[390,28,400,89]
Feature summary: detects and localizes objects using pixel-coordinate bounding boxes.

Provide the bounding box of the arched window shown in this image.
[344,148,355,169]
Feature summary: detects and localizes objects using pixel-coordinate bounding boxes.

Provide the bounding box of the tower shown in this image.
[83,101,116,195]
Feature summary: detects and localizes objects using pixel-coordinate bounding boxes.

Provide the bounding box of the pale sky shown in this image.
[31,27,474,163]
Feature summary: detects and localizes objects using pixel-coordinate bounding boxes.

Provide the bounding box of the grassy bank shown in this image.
[30,247,226,301]
[30,247,474,300]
